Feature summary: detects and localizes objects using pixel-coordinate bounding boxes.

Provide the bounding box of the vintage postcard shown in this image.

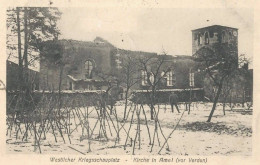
[0,0,259,164]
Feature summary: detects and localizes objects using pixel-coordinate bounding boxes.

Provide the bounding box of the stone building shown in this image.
[192,25,253,104]
[39,37,157,91]
[38,25,251,103]
[192,25,238,65]
[6,25,252,105]
[39,37,204,102]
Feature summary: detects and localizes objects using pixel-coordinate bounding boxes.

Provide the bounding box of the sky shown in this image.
[57,7,254,61]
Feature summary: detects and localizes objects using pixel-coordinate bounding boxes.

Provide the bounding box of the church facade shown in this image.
[39,36,204,101]
[38,25,251,103]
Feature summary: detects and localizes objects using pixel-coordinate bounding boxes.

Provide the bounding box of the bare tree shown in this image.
[194,43,238,122]
[120,56,139,120]
[204,53,252,115]
[138,54,172,120]
[238,54,252,107]
[220,77,233,115]
[97,73,118,115]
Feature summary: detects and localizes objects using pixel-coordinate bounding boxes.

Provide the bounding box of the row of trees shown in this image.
[118,43,251,122]
[115,53,196,120]
[6,7,61,91]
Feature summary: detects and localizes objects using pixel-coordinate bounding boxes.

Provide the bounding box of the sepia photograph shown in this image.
[1,0,259,164]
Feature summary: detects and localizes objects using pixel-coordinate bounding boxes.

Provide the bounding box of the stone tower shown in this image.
[191,25,238,63]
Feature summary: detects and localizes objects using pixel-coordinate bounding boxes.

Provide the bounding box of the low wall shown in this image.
[6,90,107,113]
[7,89,205,113]
[131,89,204,104]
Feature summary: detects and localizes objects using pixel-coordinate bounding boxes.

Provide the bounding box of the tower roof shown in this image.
[191,25,238,32]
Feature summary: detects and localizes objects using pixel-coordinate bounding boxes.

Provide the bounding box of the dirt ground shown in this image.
[6,102,252,155]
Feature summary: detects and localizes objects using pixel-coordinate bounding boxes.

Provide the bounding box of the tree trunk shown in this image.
[23,7,28,76]
[23,7,30,100]
[150,104,154,120]
[150,87,155,120]
[123,88,129,120]
[188,87,192,114]
[16,7,22,90]
[58,65,64,110]
[110,98,113,115]
[207,81,223,122]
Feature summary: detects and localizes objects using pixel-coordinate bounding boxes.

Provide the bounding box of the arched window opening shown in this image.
[221,31,226,43]
[141,70,148,86]
[149,72,155,85]
[205,32,209,44]
[197,33,201,45]
[229,31,233,40]
[69,81,75,90]
[161,71,166,78]
[166,70,176,86]
[85,60,94,79]
[189,71,195,87]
